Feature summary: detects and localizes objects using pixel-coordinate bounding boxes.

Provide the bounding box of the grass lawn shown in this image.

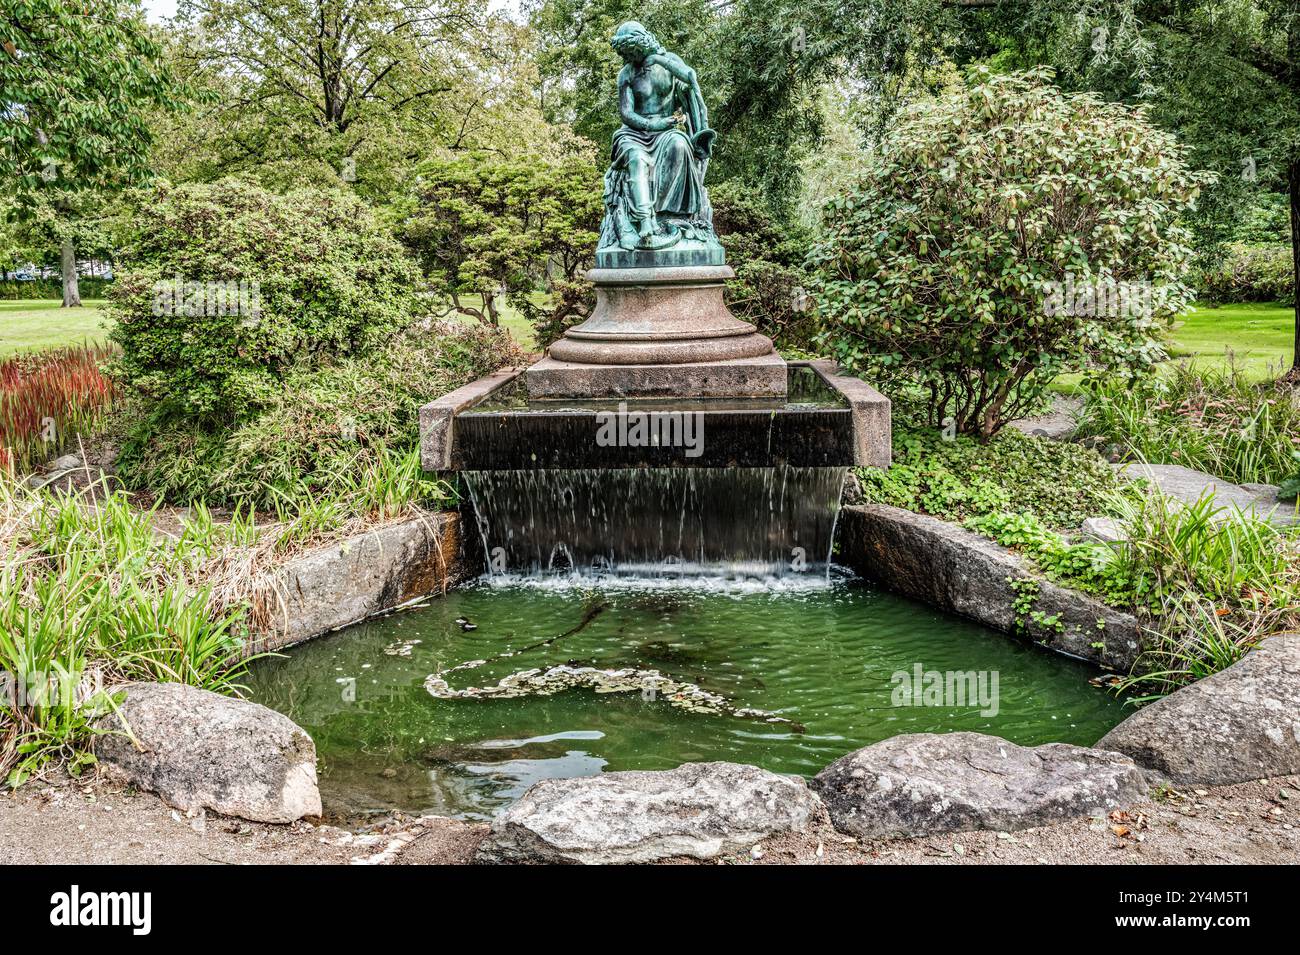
[1,296,1290,377]
[1168,301,1294,380]
[445,293,540,350]
[0,299,110,357]
[1054,300,1294,393]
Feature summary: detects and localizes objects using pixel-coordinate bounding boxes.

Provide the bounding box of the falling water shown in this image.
[463,466,848,579]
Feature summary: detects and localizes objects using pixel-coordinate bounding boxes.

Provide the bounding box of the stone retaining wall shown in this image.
[836,503,1148,671]
[250,511,470,653]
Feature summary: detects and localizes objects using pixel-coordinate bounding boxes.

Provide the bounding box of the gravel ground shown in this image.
[2,772,1296,865]
[0,773,483,865]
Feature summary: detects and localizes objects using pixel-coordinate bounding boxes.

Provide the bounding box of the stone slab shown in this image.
[1119,462,1300,527]
[418,366,525,471]
[251,512,468,653]
[806,360,892,468]
[525,352,788,400]
[836,504,1146,670]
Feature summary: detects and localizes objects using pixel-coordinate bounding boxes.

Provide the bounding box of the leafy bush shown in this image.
[115,322,523,508]
[108,178,421,422]
[0,278,114,300]
[965,510,1142,610]
[712,184,820,353]
[1196,242,1295,306]
[1075,361,1300,486]
[402,151,602,337]
[855,423,1125,529]
[810,68,1206,439]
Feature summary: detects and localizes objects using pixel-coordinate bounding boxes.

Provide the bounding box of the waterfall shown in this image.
[462,466,848,580]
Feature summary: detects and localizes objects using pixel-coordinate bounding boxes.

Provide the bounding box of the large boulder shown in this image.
[1096,633,1300,786]
[94,682,321,823]
[812,732,1147,840]
[476,762,826,864]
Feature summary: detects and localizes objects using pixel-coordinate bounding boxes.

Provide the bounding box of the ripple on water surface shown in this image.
[244,574,1129,822]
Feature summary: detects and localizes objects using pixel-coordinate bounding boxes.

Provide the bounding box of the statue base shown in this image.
[526,265,786,400]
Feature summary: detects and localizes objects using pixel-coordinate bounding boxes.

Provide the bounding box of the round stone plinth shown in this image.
[549,330,776,365]
[547,265,777,366]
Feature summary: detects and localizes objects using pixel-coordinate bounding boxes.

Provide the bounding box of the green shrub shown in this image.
[108,178,421,423]
[810,68,1207,439]
[0,278,114,300]
[1196,242,1295,306]
[965,510,1143,610]
[855,423,1125,529]
[402,151,601,339]
[712,184,820,352]
[115,322,523,508]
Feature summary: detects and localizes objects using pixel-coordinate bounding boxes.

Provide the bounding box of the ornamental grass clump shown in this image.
[811,67,1209,439]
[0,345,117,474]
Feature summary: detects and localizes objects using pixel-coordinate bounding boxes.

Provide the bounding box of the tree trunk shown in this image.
[60,237,81,308]
[1290,158,1300,371]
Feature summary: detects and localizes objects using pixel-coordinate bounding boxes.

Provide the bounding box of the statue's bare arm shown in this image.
[645,51,708,134]
[618,66,676,132]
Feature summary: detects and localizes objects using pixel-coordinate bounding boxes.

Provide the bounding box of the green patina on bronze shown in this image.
[596,21,725,269]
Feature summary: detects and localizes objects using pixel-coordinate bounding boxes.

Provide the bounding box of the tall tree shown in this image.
[1,0,188,305]
[955,0,1300,372]
[528,0,962,221]
[169,0,495,200]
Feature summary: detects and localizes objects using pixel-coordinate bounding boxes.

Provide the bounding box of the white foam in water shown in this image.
[475,564,855,595]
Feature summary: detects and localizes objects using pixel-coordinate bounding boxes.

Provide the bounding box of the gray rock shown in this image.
[476,762,826,864]
[1240,482,1282,499]
[1095,634,1300,786]
[47,453,82,472]
[837,505,1146,670]
[1008,396,1082,441]
[812,732,1147,839]
[1120,462,1299,526]
[94,682,321,823]
[1081,516,1126,543]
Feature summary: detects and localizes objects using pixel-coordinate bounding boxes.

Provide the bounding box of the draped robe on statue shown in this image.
[601,88,714,251]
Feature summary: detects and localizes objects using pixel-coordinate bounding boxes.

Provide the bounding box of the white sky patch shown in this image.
[142,0,178,22]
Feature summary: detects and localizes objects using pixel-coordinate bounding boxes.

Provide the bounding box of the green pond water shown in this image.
[244,575,1128,823]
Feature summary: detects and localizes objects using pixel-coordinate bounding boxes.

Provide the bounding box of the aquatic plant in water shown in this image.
[423,663,801,728]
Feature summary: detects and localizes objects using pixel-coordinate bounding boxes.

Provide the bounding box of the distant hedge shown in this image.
[1196,243,1295,306]
[0,278,114,300]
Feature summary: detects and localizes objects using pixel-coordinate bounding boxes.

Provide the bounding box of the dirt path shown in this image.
[2,772,1295,865]
[0,774,485,865]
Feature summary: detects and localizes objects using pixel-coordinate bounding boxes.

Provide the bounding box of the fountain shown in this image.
[419,20,889,578]
[243,23,1136,829]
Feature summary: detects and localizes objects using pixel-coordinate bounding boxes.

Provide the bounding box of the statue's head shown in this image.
[610,21,662,63]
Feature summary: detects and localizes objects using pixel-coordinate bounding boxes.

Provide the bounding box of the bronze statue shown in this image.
[598,21,723,264]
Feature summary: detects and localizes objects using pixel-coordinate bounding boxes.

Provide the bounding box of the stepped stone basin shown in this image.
[420,361,890,472]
